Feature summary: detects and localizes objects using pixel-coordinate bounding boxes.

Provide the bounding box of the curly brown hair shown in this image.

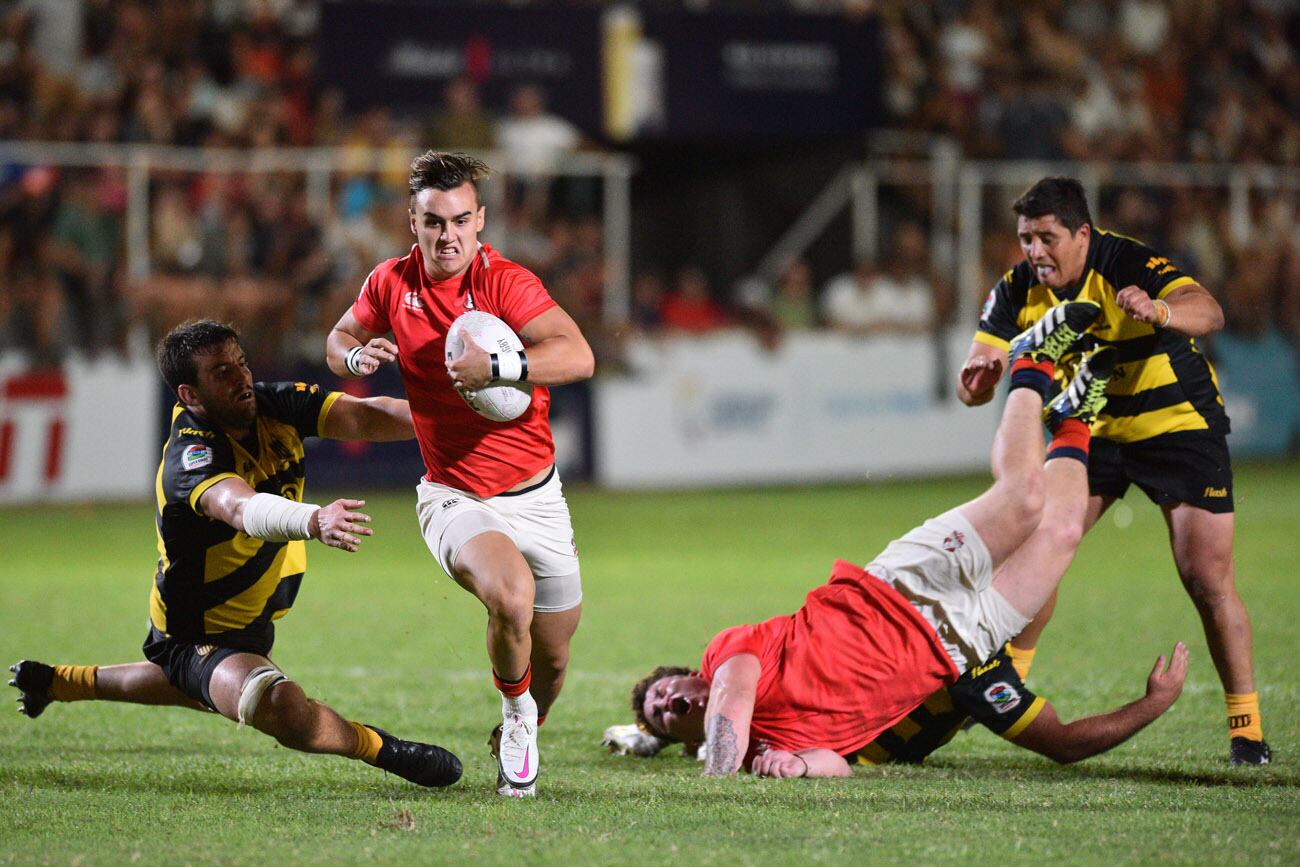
[629,665,696,741]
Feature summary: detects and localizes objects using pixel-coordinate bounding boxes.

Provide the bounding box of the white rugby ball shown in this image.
[445,311,534,422]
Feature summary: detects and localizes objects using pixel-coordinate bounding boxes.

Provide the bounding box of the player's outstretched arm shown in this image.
[517,306,596,387]
[327,310,399,379]
[320,393,414,442]
[1010,642,1189,763]
[957,341,1007,406]
[199,478,373,553]
[702,654,760,776]
[752,748,853,779]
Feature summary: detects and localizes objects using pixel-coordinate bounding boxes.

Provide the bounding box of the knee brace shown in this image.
[237,665,289,727]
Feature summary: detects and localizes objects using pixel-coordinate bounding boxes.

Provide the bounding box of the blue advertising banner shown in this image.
[318,1,604,133]
[639,11,882,139]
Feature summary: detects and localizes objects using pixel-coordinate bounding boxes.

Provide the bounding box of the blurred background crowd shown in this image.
[0,0,1295,373]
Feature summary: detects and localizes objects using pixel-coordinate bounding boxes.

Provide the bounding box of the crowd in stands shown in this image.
[0,0,1294,373]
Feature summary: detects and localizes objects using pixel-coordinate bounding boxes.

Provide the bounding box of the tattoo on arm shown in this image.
[705,715,739,775]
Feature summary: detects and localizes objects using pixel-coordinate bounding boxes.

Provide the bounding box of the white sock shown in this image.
[502,690,538,720]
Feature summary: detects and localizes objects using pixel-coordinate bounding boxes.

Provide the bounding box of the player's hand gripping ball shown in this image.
[445,311,534,422]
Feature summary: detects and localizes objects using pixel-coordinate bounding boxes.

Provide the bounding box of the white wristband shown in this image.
[1153,299,1172,329]
[345,345,366,376]
[241,492,319,541]
[491,350,527,382]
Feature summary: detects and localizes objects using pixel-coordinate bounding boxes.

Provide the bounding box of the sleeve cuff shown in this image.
[973,331,1011,352]
[1000,696,1047,740]
[316,391,344,435]
[1156,276,1198,300]
[187,472,242,512]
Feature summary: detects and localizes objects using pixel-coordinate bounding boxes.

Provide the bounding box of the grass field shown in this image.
[2,461,1297,865]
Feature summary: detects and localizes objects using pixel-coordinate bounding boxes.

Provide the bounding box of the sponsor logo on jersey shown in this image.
[178,427,214,439]
[195,644,215,657]
[182,444,213,470]
[983,681,1022,714]
[980,288,997,322]
[441,498,461,510]
[1203,486,1228,498]
[404,291,424,311]
[971,658,1002,678]
[943,530,965,552]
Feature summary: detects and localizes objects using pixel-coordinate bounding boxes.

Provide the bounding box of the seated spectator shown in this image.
[630,271,667,334]
[821,225,936,336]
[661,265,729,335]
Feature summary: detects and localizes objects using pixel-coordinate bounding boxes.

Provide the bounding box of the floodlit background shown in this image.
[0,2,1295,864]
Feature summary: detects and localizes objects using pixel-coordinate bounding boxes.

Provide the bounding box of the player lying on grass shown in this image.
[608,639,1187,770]
[9,320,462,789]
[620,303,1190,778]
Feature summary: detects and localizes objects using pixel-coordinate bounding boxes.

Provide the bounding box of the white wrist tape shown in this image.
[241,492,319,541]
[490,350,527,382]
[345,345,366,376]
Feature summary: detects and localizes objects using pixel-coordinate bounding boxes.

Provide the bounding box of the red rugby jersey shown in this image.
[701,560,959,761]
[351,243,558,497]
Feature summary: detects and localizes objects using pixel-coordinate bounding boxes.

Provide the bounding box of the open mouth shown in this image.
[236,389,254,403]
[670,697,690,716]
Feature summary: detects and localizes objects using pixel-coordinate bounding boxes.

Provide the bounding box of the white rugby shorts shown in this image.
[867,507,1029,672]
[415,467,582,613]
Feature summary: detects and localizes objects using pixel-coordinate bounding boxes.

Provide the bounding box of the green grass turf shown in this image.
[1,461,1296,865]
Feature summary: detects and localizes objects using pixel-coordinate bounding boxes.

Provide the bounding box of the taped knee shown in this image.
[237,665,289,727]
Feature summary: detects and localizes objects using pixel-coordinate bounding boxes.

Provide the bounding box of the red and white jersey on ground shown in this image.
[701,560,959,761]
[351,243,558,497]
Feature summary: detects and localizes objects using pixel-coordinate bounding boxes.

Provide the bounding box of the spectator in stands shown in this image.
[661,265,729,335]
[46,169,122,356]
[768,257,819,331]
[496,83,583,219]
[426,77,495,150]
[822,224,936,336]
[630,271,667,334]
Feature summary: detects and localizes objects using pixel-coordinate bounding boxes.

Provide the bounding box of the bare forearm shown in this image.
[326,328,362,378]
[522,335,595,386]
[703,715,745,776]
[353,396,414,441]
[1164,292,1224,338]
[1038,697,1167,764]
[796,749,853,778]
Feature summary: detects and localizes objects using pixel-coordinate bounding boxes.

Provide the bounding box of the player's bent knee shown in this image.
[237,665,289,727]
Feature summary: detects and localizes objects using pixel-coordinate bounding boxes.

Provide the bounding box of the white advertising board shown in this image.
[595,331,1001,488]
[0,355,159,504]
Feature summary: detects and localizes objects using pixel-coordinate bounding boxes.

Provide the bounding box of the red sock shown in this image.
[1046,418,1091,465]
[493,665,532,698]
[1009,357,1056,401]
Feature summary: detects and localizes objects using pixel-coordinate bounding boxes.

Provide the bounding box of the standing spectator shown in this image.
[426,77,495,151]
[495,83,582,219]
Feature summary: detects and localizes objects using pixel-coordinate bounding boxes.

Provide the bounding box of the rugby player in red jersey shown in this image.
[630,303,1190,777]
[326,152,594,798]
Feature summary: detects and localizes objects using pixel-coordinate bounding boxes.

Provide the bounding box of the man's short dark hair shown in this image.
[408,151,492,208]
[630,665,696,742]
[156,319,240,394]
[1012,177,1093,233]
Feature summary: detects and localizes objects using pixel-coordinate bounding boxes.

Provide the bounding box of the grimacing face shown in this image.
[641,673,709,744]
[409,182,485,281]
[1017,214,1091,291]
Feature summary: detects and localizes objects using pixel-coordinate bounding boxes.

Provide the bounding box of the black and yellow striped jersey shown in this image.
[149,381,342,643]
[974,229,1229,444]
[853,645,1045,765]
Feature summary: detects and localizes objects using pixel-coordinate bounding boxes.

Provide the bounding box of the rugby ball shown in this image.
[445,311,534,422]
